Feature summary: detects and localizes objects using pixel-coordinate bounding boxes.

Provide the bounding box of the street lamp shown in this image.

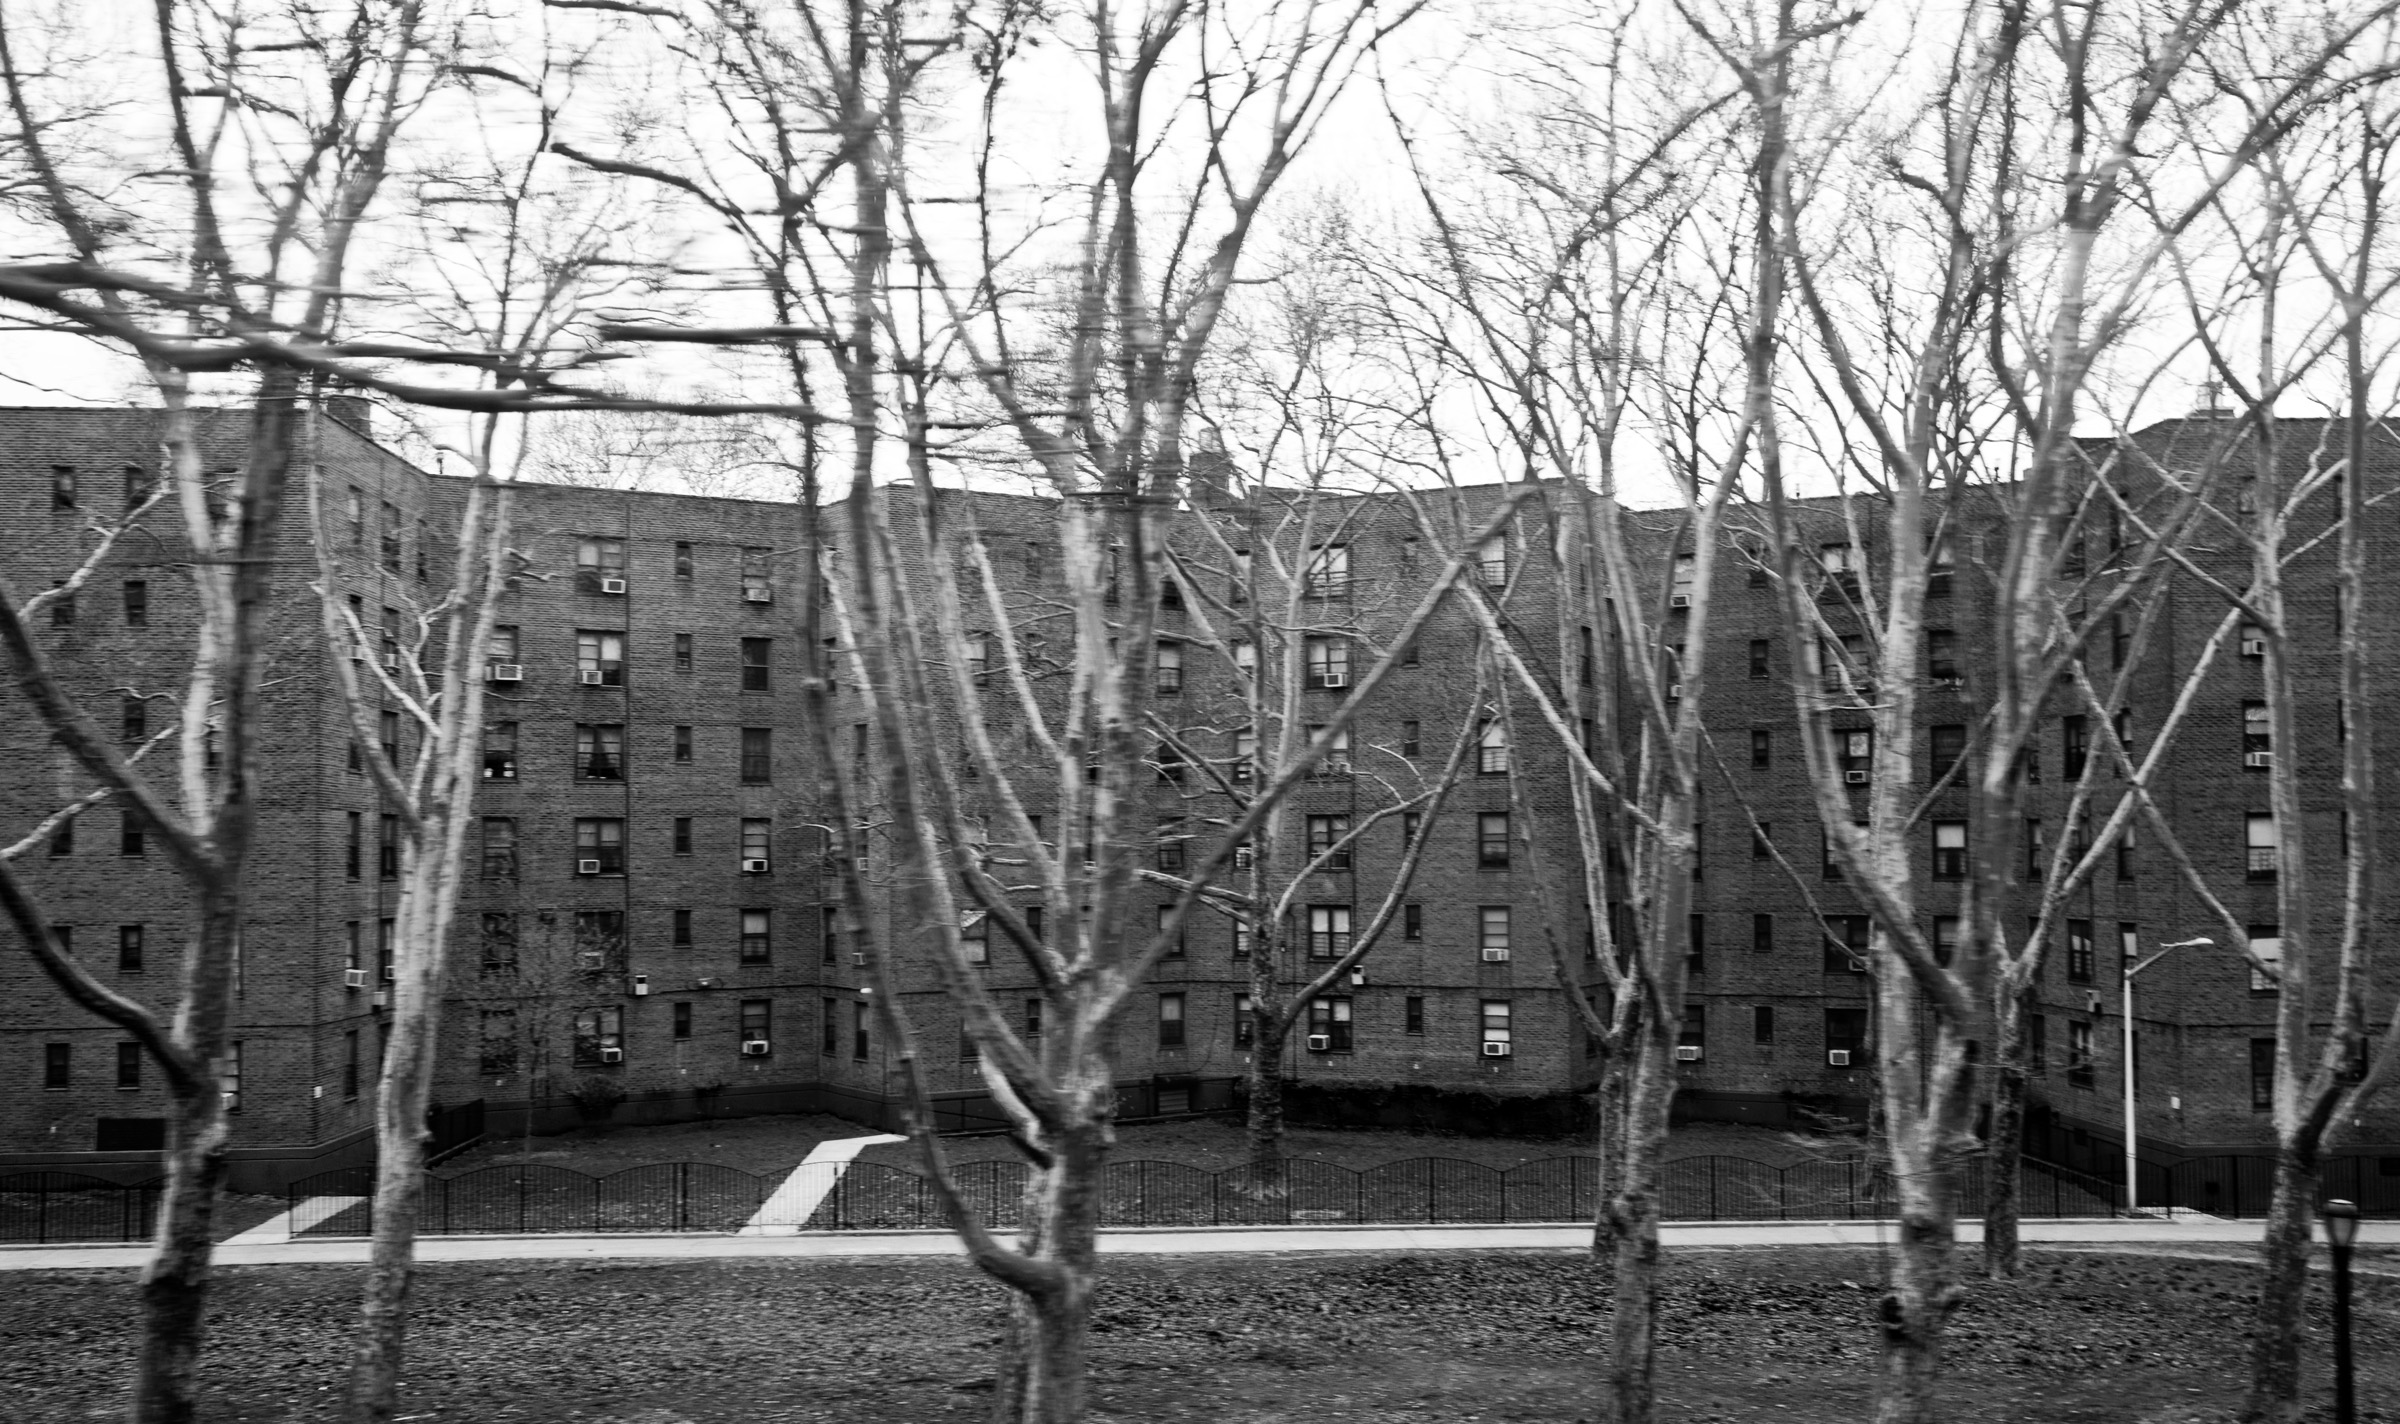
[2122,937,2214,1216]
[2324,1198,2360,1424]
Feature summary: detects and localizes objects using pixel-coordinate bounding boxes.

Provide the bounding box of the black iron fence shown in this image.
[0,1172,162,1244]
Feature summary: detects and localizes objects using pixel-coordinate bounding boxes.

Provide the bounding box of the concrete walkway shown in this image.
[738,1132,904,1235]
[4,1215,2394,1272]
[223,1193,365,1245]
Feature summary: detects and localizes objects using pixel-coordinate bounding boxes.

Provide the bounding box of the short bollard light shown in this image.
[2323,1198,2360,1424]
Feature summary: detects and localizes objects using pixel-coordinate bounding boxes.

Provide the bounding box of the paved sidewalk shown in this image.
[4,1215,2393,1272]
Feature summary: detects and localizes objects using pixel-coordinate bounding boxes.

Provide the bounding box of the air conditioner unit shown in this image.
[599,578,627,594]
[742,858,771,873]
[1481,947,1511,962]
[371,990,389,1010]
[2241,639,2266,656]
[1233,848,1255,867]
[1670,593,1691,608]
[744,588,774,604]
[486,664,522,683]
[577,858,603,875]
[579,669,605,685]
[343,968,368,989]
[1827,1049,1853,1067]
[598,1047,624,1063]
[1306,1034,1332,1051]
[2244,751,2271,768]
[1320,671,1348,689]
[1482,1040,1513,1057]
[1844,769,1870,785]
[1667,683,1684,699]
[578,951,605,972]
[1675,1045,1704,1062]
[382,963,396,981]
[630,974,650,997]
[741,1039,772,1056]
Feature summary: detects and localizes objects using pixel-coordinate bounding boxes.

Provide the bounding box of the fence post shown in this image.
[517,1172,527,1235]
[1139,1161,1148,1229]
[1426,1164,1435,1224]
[1709,1158,1719,1222]
[1500,1170,1509,1224]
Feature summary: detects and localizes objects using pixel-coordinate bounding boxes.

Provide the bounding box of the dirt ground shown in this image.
[3,1247,2388,1422]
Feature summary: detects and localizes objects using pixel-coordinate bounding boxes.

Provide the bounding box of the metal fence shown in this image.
[0,1172,162,1244]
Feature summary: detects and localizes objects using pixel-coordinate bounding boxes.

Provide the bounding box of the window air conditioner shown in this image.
[741,1039,772,1056]
[1320,671,1348,689]
[1482,1040,1512,1057]
[1667,684,1684,699]
[1306,1034,1332,1051]
[381,655,401,672]
[2241,639,2267,656]
[1481,947,1511,962]
[578,951,605,972]
[577,858,603,875]
[382,963,396,980]
[599,1047,623,1063]
[371,990,389,1010]
[1233,848,1255,867]
[1827,1049,1853,1067]
[343,968,368,989]
[2244,751,2271,768]
[1674,1045,1703,1062]
[579,669,606,685]
[600,578,627,594]
[744,588,774,603]
[742,858,771,873]
[1670,593,1691,608]
[630,974,650,997]
[1844,769,1870,785]
[486,664,522,683]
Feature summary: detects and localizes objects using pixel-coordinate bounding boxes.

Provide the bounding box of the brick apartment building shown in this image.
[2,405,2393,1189]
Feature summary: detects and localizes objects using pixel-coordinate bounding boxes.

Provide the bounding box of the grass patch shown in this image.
[1,1247,2386,1422]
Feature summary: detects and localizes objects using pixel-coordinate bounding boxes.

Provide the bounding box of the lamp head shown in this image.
[2323,1198,2361,1249]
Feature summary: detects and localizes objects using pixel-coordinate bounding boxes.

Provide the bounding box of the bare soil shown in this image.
[2,1247,2388,1422]
[428,1112,867,1179]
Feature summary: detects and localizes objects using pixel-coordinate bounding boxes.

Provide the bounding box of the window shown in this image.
[1933,916,1961,967]
[217,1041,243,1113]
[1932,821,1967,879]
[1678,1005,1705,1052]
[1154,818,1187,875]
[741,819,771,867]
[1837,728,1873,782]
[1752,1006,1775,1046]
[45,1043,71,1089]
[47,926,70,959]
[379,501,402,571]
[2240,620,2266,657]
[1403,903,1423,941]
[1155,641,1183,694]
[1306,542,1350,597]
[1478,812,1511,867]
[738,637,773,692]
[1751,728,1771,769]
[574,817,625,875]
[2249,925,2282,993]
[1308,724,1353,776]
[570,912,622,975]
[852,1000,871,1060]
[1480,1000,1512,1054]
[1158,993,1187,1048]
[2246,813,2278,880]
[2029,1014,2048,1076]
[1927,537,1954,597]
[821,999,840,1054]
[1308,997,1354,1051]
[1753,913,1774,955]
[115,923,144,974]
[378,814,399,879]
[2024,818,2045,881]
[342,1030,360,1098]
[1153,739,1188,784]
[1478,719,1509,774]
[46,581,75,629]
[2242,701,2270,767]
[741,728,774,784]
[1025,999,1044,1041]
[1156,904,1184,957]
[1826,1008,1868,1063]
[1819,542,1858,595]
[124,465,155,511]
[1687,913,1706,972]
[2067,920,2094,983]
[1232,641,1258,682]
[2066,1021,2095,1089]
[1232,726,1257,782]
[576,630,625,686]
[740,910,771,964]
[346,812,363,880]
[575,537,626,593]
[1752,823,1773,861]
[673,909,692,948]
[566,1007,624,1067]
[51,464,76,509]
[1930,724,1967,782]
[1402,812,1423,850]
[821,907,840,964]
[671,541,694,580]
[1819,633,1868,692]
[1234,994,1255,1047]
[2117,822,2136,880]
[1823,915,1869,973]
[1232,917,1252,959]
[2251,1038,2276,1109]
[2062,716,2088,779]
[960,910,988,965]
[480,913,518,972]
[741,548,773,602]
[1477,536,1509,587]
[1306,814,1351,871]
[1304,636,1352,690]
[486,624,519,672]
[122,580,147,628]
[1745,639,1770,681]
[477,720,517,781]
[1480,905,1511,959]
[1307,905,1353,959]
[1924,629,1958,682]
[575,723,624,780]
[1388,719,1422,760]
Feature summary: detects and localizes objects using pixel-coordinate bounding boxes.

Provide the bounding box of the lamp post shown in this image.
[2324,1198,2360,1424]
[2122,937,2213,1215]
